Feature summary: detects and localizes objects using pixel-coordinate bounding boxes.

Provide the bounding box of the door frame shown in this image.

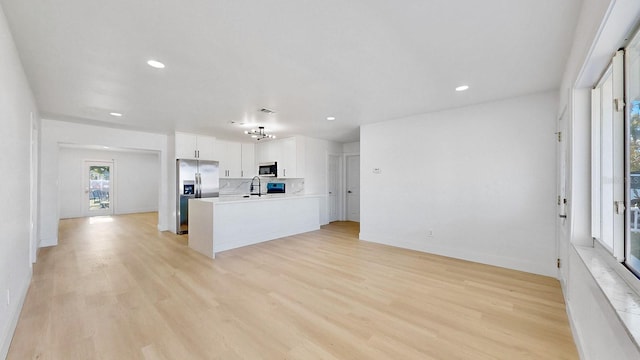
[29,113,38,264]
[556,103,570,285]
[83,160,115,217]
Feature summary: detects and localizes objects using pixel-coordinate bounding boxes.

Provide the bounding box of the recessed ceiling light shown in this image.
[326,116,336,121]
[109,112,123,117]
[147,59,165,69]
[456,85,469,92]
[103,146,109,149]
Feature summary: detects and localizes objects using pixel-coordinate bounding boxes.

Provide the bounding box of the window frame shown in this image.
[625,28,640,277]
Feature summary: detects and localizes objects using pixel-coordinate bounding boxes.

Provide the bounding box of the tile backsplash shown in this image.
[218,178,304,196]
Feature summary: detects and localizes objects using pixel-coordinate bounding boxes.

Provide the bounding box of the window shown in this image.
[592,51,624,261]
[593,26,640,277]
[626,30,640,276]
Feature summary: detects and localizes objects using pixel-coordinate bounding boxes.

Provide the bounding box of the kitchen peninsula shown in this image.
[188,195,321,258]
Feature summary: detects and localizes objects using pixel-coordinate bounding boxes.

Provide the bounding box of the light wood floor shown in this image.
[8,213,578,359]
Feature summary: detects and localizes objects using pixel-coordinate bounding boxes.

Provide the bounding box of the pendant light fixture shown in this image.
[244,126,276,140]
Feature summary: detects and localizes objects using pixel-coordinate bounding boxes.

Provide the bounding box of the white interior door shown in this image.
[328,154,340,222]
[346,155,360,222]
[84,160,114,216]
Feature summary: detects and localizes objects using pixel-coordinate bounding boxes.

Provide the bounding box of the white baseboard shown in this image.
[157,222,168,232]
[39,236,57,247]
[359,232,555,277]
[564,300,586,360]
[0,269,32,360]
[116,207,158,215]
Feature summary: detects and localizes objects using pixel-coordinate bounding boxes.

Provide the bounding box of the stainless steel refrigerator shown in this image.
[176,159,219,234]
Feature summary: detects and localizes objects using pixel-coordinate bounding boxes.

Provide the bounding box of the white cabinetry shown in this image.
[213,140,256,178]
[255,137,304,178]
[241,143,256,177]
[214,140,242,178]
[175,133,216,160]
[255,140,277,165]
[279,137,297,178]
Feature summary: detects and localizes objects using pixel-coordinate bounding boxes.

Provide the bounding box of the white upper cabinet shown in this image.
[214,140,242,178]
[197,135,216,160]
[175,133,198,159]
[255,140,278,165]
[241,143,256,178]
[255,136,305,178]
[279,137,297,178]
[175,132,216,160]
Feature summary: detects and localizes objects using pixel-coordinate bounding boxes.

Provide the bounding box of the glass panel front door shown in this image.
[85,161,113,216]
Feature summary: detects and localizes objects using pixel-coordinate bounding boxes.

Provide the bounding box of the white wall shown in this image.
[58,148,160,218]
[0,4,38,359]
[343,141,360,154]
[360,91,558,277]
[302,136,342,225]
[559,0,640,358]
[40,120,170,246]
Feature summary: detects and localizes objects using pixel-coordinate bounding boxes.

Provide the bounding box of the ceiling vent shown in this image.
[259,108,276,114]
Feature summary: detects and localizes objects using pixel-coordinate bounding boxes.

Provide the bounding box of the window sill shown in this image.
[574,243,640,350]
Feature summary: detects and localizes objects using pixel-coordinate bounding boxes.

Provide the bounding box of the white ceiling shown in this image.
[1,0,582,143]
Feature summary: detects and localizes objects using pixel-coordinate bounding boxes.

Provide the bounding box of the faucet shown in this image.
[249,176,261,197]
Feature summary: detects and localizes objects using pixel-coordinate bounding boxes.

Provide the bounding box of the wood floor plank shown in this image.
[7,212,578,359]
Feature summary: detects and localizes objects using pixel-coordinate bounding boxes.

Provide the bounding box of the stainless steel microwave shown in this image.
[258,162,277,177]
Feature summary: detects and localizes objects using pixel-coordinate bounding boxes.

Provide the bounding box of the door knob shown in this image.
[348,190,352,193]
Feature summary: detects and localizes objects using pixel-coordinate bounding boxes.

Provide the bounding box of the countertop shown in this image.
[193,194,323,204]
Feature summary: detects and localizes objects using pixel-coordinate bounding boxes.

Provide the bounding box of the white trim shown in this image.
[563,293,587,360]
[359,232,556,277]
[39,236,58,247]
[592,87,602,240]
[612,50,625,262]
